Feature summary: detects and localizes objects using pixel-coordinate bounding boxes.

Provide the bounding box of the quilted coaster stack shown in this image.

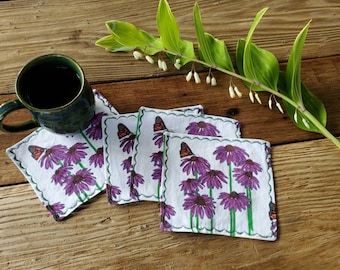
[7,91,278,241]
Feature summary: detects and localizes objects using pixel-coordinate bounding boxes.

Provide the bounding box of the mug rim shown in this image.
[15,53,85,112]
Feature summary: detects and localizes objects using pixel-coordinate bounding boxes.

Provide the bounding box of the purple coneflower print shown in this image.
[85,112,107,140]
[89,147,104,168]
[130,187,139,200]
[51,165,72,185]
[271,221,278,238]
[186,121,219,136]
[64,143,88,165]
[40,144,68,169]
[218,191,250,212]
[160,202,176,219]
[86,123,103,140]
[179,178,204,195]
[121,156,133,172]
[214,145,249,166]
[160,219,172,231]
[150,151,163,167]
[127,170,144,187]
[90,112,107,126]
[183,193,215,219]
[46,202,65,217]
[199,169,228,189]
[119,134,135,154]
[107,184,121,200]
[180,155,210,176]
[64,169,96,196]
[241,159,262,174]
[152,132,164,148]
[265,145,272,168]
[151,167,162,183]
[233,168,260,190]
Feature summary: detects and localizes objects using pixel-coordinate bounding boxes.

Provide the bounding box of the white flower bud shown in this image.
[145,55,154,64]
[229,86,235,98]
[211,77,217,86]
[249,91,255,103]
[174,62,181,70]
[194,71,201,84]
[234,86,242,97]
[175,58,181,64]
[268,98,273,110]
[133,51,143,60]
[186,71,193,82]
[206,75,211,84]
[161,61,168,71]
[255,93,262,104]
[302,118,310,129]
[276,102,284,114]
[294,110,298,123]
[158,59,162,69]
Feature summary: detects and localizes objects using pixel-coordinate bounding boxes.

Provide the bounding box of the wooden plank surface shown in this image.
[1,0,340,93]
[1,56,340,186]
[1,0,340,269]
[1,138,339,269]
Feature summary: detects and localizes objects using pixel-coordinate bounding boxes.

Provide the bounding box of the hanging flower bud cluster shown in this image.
[228,82,242,99]
[132,50,286,116]
[268,94,284,114]
[133,50,168,71]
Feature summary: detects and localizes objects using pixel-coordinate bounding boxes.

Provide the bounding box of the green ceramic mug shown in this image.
[0,54,95,134]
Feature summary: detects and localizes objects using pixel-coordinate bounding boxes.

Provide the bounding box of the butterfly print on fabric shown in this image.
[28,145,45,160]
[153,116,167,132]
[179,142,194,158]
[117,123,131,139]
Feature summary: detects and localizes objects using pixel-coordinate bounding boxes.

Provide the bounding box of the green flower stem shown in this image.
[82,190,90,200]
[303,110,340,149]
[77,161,102,191]
[76,193,84,203]
[94,181,102,191]
[246,187,253,235]
[78,161,85,169]
[230,209,236,237]
[209,186,213,234]
[196,215,200,233]
[79,129,97,152]
[228,163,236,237]
[228,164,233,192]
[157,183,161,201]
[152,47,340,149]
[190,214,194,232]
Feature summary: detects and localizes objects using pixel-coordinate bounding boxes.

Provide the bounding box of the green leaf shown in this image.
[193,3,234,72]
[237,38,279,91]
[286,20,312,108]
[140,30,164,55]
[279,72,327,132]
[157,0,195,66]
[157,0,180,52]
[242,8,280,91]
[102,21,162,55]
[236,39,246,76]
[105,21,146,47]
[95,35,134,52]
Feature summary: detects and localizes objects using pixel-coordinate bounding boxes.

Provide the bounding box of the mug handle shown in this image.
[0,99,39,132]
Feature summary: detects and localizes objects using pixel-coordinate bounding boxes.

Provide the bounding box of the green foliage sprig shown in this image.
[96,0,340,149]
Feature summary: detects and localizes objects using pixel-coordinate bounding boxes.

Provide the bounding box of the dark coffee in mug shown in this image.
[22,65,81,109]
[0,54,95,134]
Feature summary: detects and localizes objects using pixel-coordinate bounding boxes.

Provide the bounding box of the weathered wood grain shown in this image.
[1,1,340,269]
[1,138,339,270]
[1,0,340,94]
[1,56,340,186]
